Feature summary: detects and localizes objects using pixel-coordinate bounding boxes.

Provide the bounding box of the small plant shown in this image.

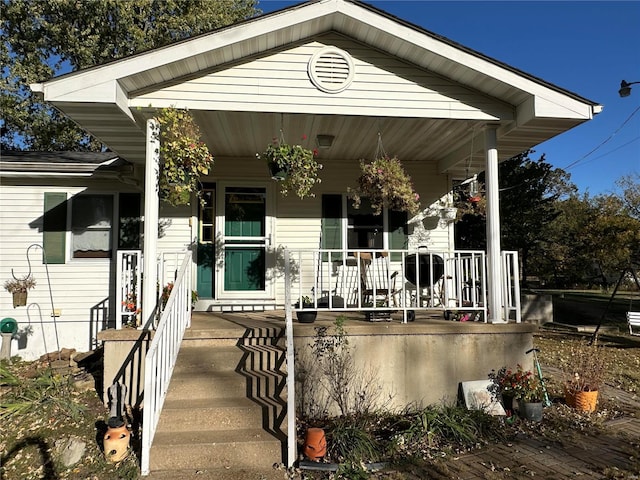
[295,295,314,308]
[155,107,215,207]
[3,276,36,294]
[258,134,322,199]
[488,365,543,402]
[562,341,607,393]
[349,156,420,215]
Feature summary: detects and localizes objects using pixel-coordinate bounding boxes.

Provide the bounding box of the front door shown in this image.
[218,186,272,299]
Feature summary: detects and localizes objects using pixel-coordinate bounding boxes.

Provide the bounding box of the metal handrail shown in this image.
[140,250,192,476]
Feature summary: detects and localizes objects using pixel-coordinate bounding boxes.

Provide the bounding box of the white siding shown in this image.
[0,184,123,360]
[206,154,452,306]
[133,35,507,121]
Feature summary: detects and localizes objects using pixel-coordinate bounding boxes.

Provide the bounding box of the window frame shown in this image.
[68,193,117,260]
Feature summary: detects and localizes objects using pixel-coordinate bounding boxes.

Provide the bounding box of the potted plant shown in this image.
[257,134,322,199]
[488,364,544,420]
[561,341,607,413]
[349,156,420,215]
[294,295,317,323]
[4,276,36,308]
[155,107,215,207]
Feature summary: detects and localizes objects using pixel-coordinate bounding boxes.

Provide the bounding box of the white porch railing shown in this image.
[115,250,142,329]
[287,248,514,322]
[140,250,192,476]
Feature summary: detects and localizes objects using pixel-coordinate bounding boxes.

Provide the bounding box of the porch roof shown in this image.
[31,0,601,177]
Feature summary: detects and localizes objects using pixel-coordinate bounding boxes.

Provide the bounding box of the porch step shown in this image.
[156,397,264,432]
[149,429,284,471]
[146,466,284,480]
[148,321,287,477]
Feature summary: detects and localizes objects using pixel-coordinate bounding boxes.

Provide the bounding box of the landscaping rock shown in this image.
[55,436,86,467]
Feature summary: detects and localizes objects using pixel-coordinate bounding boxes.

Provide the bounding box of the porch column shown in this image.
[484,125,505,323]
[142,118,160,328]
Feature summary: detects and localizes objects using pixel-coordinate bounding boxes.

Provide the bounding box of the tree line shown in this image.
[455,151,640,290]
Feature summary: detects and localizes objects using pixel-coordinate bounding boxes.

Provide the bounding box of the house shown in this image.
[3,0,600,474]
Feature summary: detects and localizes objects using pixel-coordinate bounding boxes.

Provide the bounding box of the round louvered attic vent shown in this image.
[308,47,355,94]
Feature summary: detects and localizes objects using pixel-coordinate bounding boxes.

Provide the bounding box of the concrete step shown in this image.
[149,428,284,471]
[146,467,285,480]
[172,345,245,373]
[165,370,247,401]
[156,397,264,432]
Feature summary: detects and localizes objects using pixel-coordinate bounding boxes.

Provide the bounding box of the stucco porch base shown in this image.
[292,313,537,409]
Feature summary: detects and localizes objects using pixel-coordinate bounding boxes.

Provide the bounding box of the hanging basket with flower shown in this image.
[4,275,36,308]
[349,156,420,216]
[257,133,322,199]
[155,107,215,207]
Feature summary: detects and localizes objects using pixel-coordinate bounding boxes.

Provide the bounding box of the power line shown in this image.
[572,135,640,168]
[563,105,640,171]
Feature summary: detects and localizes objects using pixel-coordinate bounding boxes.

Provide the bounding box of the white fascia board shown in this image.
[338,1,600,119]
[516,95,594,128]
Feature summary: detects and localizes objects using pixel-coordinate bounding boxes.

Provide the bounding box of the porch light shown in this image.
[619,80,640,98]
[316,134,335,149]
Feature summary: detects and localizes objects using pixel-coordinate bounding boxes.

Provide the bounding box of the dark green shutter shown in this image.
[321,194,343,261]
[389,210,408,261]
[43,192,67,264]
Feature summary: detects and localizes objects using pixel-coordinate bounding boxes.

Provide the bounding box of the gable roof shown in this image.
[31,0,601,175]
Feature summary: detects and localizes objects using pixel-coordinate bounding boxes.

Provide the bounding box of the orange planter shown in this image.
[303,427,327,461]
[566,389,599,413]
[103,425,131,463]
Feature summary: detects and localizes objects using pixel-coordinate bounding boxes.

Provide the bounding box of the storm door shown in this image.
[219,186,272,298]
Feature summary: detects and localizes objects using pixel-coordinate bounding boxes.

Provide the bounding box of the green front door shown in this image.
[223,187,267,292]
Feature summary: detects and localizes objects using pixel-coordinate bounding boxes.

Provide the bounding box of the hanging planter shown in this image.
[4,276,36,308]
[349,156,420,216]
[258,133,322,199]
[155,107,215,207]
[439,206,458,222]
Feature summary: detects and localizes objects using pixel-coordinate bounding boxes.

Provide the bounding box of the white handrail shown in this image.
[140,250,192,476]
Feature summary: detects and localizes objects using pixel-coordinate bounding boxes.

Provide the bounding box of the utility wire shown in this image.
[563,105,640,171]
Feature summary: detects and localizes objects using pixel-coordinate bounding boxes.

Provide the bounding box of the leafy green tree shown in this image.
[616,173,640,220]
[533,191,640,288]
[455,150,575,285]
[1,0,259,151]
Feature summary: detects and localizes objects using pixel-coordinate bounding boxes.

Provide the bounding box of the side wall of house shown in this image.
[0,180,140,360]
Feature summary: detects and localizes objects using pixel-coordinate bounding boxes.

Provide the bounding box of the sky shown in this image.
[260,0,640,196]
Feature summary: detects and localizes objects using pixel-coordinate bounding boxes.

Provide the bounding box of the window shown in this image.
[321,194,408,256]
[71,194,113,258]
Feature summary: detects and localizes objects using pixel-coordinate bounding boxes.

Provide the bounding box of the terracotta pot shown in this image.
[303,427,326,461]
[567,389,599,413]
[12,292,27,308]
[103,425,131,463]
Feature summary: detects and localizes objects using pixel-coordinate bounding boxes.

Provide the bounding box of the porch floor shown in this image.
[187,309,536,339]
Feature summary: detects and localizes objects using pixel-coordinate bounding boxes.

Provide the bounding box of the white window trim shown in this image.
[67,192,118,262]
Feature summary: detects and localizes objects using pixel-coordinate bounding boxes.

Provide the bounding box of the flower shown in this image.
[488,365,543,402]
[349,156,420,215]
[4,276,36,294]
[258,135,322,199]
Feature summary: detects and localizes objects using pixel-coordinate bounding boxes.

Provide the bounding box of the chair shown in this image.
[356,251,398,308]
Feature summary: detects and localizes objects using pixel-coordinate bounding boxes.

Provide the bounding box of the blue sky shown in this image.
[260,0,640,196]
